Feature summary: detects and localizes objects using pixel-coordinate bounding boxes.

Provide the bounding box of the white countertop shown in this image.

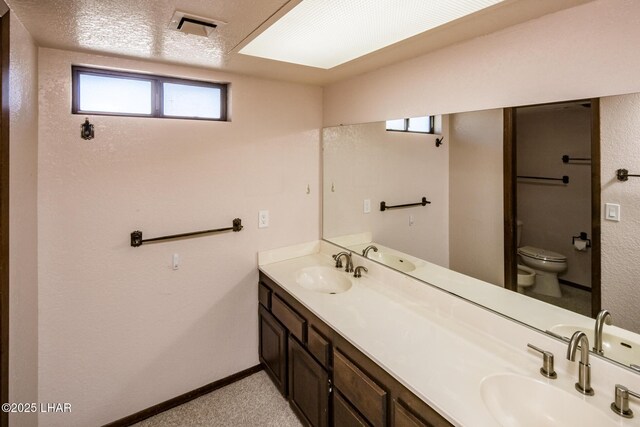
[258,240,640,426]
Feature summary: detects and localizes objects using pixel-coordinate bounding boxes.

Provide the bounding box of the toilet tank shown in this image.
[516,220,523,247]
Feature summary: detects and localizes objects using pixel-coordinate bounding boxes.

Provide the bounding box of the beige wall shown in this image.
[323,0,640,127]
[601,92,640,334]
[9,12,39,427]
[37,48,322,426]
[449,109,504,286]
[517,106,592,288]
[323,120,449,266]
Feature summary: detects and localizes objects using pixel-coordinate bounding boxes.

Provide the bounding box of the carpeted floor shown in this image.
[134,371,302,427]
[523,283,591,316]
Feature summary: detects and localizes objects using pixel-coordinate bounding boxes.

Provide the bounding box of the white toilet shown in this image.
[516,221,567,297]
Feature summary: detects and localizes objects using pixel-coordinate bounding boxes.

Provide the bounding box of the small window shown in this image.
[385,116,434,134]
[72,66,228,121]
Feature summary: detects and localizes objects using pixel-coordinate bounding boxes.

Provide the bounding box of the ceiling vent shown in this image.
[169,11,226,37]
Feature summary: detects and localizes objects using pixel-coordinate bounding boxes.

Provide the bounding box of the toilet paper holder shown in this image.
[572,232,591,248]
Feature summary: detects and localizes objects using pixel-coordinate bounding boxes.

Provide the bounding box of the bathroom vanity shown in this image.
[258,241,640,427]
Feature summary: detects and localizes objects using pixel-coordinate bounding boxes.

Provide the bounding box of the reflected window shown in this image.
[386,116,434,134]
[72,66,228,121]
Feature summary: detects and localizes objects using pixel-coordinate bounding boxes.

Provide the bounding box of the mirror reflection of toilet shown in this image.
[516,220,567,297]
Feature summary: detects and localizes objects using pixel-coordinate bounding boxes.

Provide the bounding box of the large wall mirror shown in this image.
[322,92,640,371]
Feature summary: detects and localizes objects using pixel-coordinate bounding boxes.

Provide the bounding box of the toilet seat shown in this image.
[518,246,566,263]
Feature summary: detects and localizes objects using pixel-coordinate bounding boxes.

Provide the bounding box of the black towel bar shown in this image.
[617,169,640,181]
[131,218,243,247]
[380,197,431,212]
[562,155,591,164]
[517,175,569,184]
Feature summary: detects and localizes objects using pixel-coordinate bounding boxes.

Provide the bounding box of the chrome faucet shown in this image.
[566,331,594,395]
[332,252,354,273]
[362,245,378,258]
[594,309,612,355]
[353,266,368,278]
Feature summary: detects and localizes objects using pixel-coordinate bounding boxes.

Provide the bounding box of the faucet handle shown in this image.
[611,384,640,418]
[353,266,368,278]
[527,343,557,379]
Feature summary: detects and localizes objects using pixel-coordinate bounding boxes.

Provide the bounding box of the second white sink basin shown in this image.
[367,252,416,272]
[481,373,615,427]
[550,324,640,367]
[295,266,352,294]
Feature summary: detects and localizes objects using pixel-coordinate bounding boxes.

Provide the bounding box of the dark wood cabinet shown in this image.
[288,337,329,427]
[259,305,287,396]
[333,391,370,427]
[258,272,452,427]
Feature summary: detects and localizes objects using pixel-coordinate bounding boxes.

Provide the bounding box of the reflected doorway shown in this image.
[504,99,601,318]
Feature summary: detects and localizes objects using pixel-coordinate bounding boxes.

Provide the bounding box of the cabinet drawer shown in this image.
[308,326,330,368]
[258,282,272,309]
[393,400,428,427]
[333,391,370,427]
[333,349,387,427]
[272,295,307,342]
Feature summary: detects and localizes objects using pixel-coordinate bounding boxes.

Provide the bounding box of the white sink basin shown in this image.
[550,324,640,367]
[366,252,416,272]
[481,374,616,427]
[295,267,352,294]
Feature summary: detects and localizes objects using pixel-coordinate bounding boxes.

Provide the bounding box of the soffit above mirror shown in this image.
[6,0,593,85]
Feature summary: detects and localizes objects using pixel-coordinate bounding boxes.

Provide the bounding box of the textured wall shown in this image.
[449,109,504,286]
[601,93,640,334]
[323,0,640,127]
[517,106,592,288]
[8,12,39,427]
[323,120,449,267]
[37,48,322,426]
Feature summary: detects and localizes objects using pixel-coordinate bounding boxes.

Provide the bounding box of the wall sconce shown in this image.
[81,118,94,140]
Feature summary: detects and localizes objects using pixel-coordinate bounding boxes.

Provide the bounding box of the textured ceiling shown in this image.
[7,0,594,85]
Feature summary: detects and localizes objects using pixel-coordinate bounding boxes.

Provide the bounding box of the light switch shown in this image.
[259,210,269,228]
[605,203,620,222]
[363,199,371,214]
[172,253,180,270]
[409,215,414,226]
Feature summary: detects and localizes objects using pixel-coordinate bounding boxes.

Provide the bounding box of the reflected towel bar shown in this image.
[517,175,569,184]
[380,197,431,212]
[562,155,591,164]
[131,218,243,247]
[616,169,640,181]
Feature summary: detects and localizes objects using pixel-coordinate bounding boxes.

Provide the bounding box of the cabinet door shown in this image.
[288,337,329,427]
[259,305,287,396]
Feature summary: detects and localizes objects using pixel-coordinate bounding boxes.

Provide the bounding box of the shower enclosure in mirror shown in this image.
[322,92,640,371]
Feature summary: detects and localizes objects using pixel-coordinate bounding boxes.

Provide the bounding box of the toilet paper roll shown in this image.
[574,240,588,251]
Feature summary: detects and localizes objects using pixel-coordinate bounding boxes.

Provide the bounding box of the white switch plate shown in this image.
[605,203,620,222]
[259,210,269,228]
[172,253,179,270]
[363,199,371,214]
[409,215,414,226]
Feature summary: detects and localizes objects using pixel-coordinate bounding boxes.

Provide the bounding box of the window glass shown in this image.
[408,116,431,133]
[386,119,406,131]
[78,74,152,115]
[163,83,222,119]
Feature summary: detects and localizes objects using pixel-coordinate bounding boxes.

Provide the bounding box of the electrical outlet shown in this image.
[259,210,269,228]
[364,199,371,214]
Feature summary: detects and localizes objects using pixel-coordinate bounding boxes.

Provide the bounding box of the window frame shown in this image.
[71,66,228,121]
[385,116,435,134]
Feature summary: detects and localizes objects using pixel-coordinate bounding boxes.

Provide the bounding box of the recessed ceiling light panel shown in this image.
[239,0,506,69]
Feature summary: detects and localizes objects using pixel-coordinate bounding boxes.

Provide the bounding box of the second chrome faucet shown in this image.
[567,331,594,395]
